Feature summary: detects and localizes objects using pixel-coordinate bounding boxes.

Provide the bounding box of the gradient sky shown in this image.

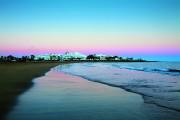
[0,0,180,61]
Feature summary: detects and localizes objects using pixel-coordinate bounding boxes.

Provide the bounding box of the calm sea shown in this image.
[6,62,180,120]
[59,62,180,111]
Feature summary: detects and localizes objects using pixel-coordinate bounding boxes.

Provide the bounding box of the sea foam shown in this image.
[55,62,180,111]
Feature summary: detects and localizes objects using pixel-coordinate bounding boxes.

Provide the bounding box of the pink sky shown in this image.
[0,33,179,57]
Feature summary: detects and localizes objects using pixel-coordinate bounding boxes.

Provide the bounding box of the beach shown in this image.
[1,0,179,119]
[5,70,176,120]
[60,62,180,111]
[0,62,60,120]
[1,62,180,120]
[5,62,180,120]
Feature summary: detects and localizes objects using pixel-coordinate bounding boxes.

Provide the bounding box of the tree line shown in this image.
[0,54,146,62]
[0,55,35,62]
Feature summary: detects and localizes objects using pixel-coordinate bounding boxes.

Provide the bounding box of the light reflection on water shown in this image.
[7,69,180,120]
[59,63,180,111]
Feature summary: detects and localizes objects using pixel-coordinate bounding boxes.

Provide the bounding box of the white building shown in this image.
[34,54,51,60]
[34,52,86,61]
[95,54,109,60]
[62,52,86,60]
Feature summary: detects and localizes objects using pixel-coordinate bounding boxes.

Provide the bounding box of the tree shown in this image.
[105,56,113,61]
[0,56,3,61]
[127,57,133,61]
[7,55,16,62]
[86,54,95,60]
[30,55,35,61]
[119,57,123,60]
[21,56,29,62]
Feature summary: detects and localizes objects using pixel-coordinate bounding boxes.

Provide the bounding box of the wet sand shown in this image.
[6,70,180,120]
[0,62,60,120]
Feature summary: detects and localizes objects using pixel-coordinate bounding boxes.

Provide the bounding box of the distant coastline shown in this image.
[0,52,152,63]
[0,52,155,120]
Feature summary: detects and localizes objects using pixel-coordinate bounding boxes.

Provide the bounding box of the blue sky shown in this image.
[0,0,179,33]
[0,0,179,61]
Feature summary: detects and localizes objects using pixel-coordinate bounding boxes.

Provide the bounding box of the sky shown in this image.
[0,0,179,61]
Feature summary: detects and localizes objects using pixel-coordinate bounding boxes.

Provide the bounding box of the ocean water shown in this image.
[57,62,180,111]
[6,62,180,120]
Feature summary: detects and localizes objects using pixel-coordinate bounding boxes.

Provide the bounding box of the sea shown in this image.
[58,62,180,111]
[6,62,180,120]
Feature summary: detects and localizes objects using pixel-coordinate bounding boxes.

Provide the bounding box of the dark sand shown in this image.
[0,62,60,120]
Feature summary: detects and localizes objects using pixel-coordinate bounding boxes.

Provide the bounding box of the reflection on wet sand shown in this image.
[7,70,180,120]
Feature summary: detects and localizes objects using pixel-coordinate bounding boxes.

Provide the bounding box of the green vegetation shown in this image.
[0,54,146,62]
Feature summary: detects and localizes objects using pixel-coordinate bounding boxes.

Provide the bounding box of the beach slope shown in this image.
[0,62,60,120]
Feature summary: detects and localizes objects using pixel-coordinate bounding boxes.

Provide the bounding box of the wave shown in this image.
[112,64,180,75]
[60,71,180,112]
[57,63,180,112]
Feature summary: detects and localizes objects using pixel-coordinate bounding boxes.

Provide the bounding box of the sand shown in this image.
[0,62,60,120]
[6,69,180,120]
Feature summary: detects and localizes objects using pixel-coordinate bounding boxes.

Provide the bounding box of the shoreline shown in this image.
[1,61,178,119]
[0,61,150,120]
[7,70,180,120]
[5,71,151,120]
[91,80,180,112]
[0,59,157,64]
[2,62,180,120]
[62,72,180,112]
[0,62,61,120]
